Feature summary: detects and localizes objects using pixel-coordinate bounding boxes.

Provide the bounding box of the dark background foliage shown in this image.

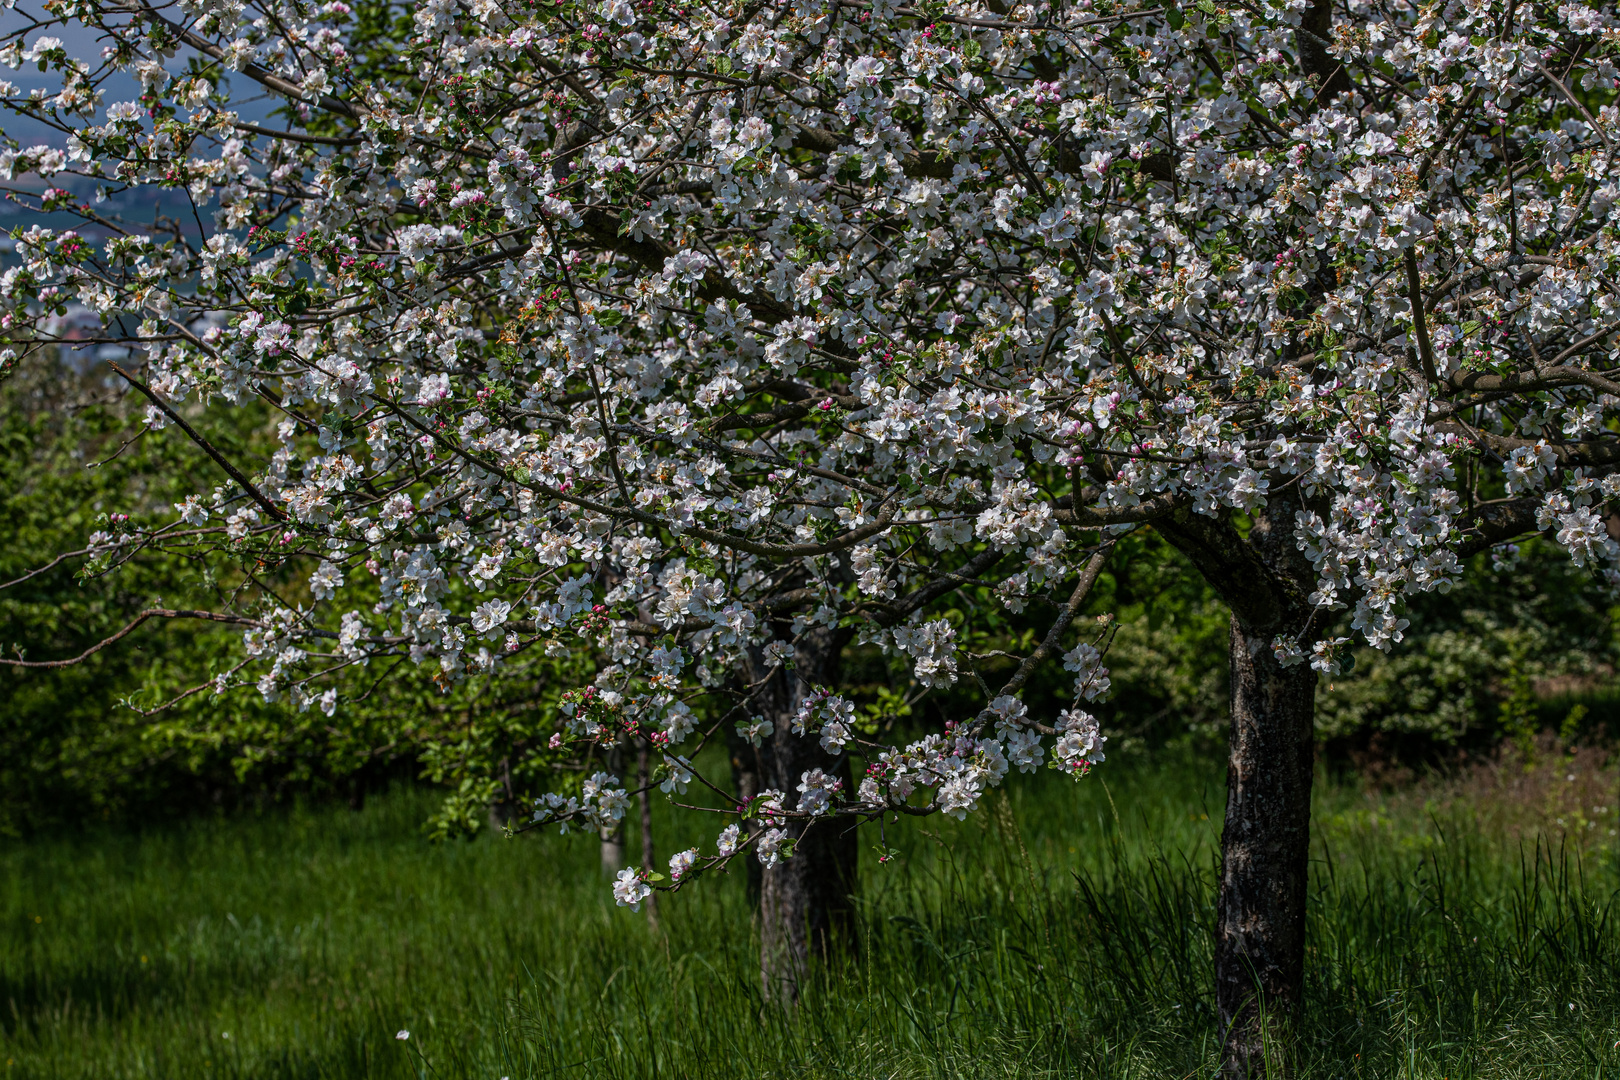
[5,350,1618,835]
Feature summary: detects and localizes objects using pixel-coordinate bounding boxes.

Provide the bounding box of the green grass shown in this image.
[2,749,1618,1079]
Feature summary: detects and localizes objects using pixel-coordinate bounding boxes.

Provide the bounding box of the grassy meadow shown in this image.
[2,746,1619,1080]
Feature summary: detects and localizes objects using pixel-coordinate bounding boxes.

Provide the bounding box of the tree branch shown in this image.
[1,608,258,668]
[107,362,289,522]
[995,543,1114,698]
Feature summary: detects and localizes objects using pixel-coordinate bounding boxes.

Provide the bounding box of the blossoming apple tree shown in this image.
[3,0,1617,1068]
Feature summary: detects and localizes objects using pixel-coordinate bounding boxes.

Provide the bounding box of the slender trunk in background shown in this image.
[741,625,857,1003]
[599,825,625,873]
[636,740,659,928]
[487,756,517,831]
[600,745,625,874]
[1157,499,1320,1077]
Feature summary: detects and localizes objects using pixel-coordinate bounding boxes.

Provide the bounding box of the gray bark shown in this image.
[600,745,626,874]
[599,829,625,874]
[636,740,659,928]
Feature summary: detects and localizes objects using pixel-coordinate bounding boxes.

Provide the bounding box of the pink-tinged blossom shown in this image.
[612,868,651,911]
[669,848,698,882]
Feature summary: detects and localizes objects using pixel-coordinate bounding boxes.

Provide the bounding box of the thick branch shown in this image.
[1055,490,1182,528]
[1448,354,1620,397]
[879,546,1005,625]
[137,2,360,120]
[1435,423,1620,468]
[1154,509,1305,633]
[1405,249,1439,383]
[1295,1,1352,102]
[1454,496,1543,559]
[576,209,795,323]
[791,126,954,180]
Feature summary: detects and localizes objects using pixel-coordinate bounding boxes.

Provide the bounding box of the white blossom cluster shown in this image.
[891,619,959,688]
[533,771,629,834]
[790,689,859,753]
[5,0,1619,904]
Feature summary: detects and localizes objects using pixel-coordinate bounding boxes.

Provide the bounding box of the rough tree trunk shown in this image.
[1216,614,1317,1075]
[1157,499,1320,1077]
[741,625,858,1003]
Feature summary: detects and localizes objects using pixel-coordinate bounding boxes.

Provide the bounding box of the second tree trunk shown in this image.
[742,625,857,1003]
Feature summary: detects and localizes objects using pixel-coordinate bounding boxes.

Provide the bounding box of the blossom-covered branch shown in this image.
[3,0,1618,905]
